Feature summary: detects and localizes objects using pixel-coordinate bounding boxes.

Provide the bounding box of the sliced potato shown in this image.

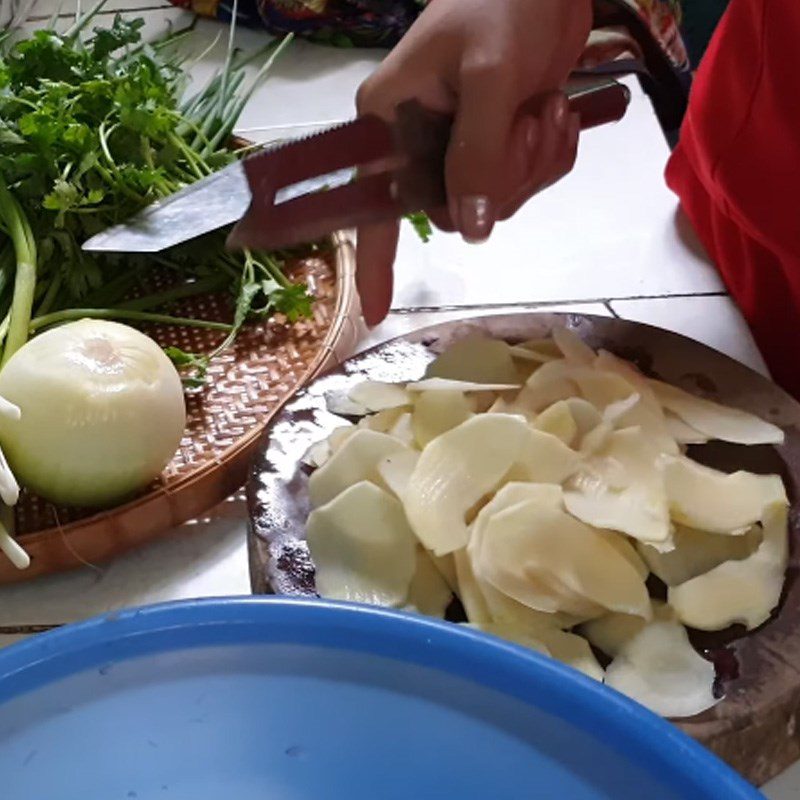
[377,450,420,501]
[301,438,330,469]
[565,397,603,438]
[662,455,787,534]
[407,378,519,393]
[603,393,641,425]
[600,531,649,580]
[454,547,492,623]
[638,523,762,587]
[412,389,473,449]
[512,360,580,415]
[475,499,651,618]
[403,414,533,554]
[605,620,718,718]
[664,412,709,445]
[668,502,788,631]
[479,576,574,631]
[533,400,578,446]
[425,336,518,385]
[404,547,453,617]
[510,338,562,362]
[357,406,406,434]
[507,429,580,484]
[564,428,671,545]
[329,424,356,452]
[650,379,784,445]
[573,369,638,411]
[552,326,596,366]
[309,429,409,508]
[307,481,416,606]
[325,390,368,417]
[579,421,613,455]
[468,621,550,656]
[580,602,674,658]
[348,380,410,412]
[387,411,415,447]
[537,629,604,681]
[430,552,458,592]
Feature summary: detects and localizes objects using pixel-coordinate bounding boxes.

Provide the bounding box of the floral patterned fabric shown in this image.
[168,0,691,69]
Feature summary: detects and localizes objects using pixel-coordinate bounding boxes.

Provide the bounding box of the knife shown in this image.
[82,77,630,255]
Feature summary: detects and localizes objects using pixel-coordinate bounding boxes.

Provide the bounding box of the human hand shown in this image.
[354,0,593,325]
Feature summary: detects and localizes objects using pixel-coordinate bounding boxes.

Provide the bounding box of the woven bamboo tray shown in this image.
[0,230,358,584]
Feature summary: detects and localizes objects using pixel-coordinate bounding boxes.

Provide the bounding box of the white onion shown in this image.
[0,319,186,507]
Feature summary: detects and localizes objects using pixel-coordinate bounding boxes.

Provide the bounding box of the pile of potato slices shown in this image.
[303,327,789,718]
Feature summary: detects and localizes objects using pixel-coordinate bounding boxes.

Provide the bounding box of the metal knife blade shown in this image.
[82,78,631,255]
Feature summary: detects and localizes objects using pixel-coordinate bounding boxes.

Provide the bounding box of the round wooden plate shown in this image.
[247,312,800,787]
[0,232,359,585]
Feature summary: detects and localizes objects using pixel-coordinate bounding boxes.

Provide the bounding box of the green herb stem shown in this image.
[30,308,233,333]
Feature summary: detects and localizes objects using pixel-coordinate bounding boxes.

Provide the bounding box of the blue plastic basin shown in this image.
[0,597,762,799]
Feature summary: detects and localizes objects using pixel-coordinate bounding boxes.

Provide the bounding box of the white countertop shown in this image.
[3,3,790,795]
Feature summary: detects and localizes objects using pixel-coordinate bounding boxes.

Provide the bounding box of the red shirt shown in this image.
[665,0,800,397]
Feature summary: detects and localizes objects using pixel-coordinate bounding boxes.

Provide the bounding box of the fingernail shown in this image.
[459,195,494,243]
[551,94,570,130]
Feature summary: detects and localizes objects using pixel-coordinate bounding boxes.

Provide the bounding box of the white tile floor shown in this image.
[2,4,794,796]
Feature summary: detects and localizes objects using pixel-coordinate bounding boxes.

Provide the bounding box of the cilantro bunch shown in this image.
[0,3,311,385]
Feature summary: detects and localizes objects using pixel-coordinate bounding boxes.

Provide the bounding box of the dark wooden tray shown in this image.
[247,312,800,787]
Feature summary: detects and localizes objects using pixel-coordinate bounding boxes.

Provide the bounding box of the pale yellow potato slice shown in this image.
[605,620,718,718]
[552,326,596,366]
[454,547,492,623]
[377,450,420,501]
[668,502,788,631]
[325,389,368,417]
[329,424,356,452]
[637,524,762,587]
[565,397,603,438]
[425,336,518,385]
[403,414,534,554]
[357,407,406,434]
[309,429,409,508]
[479,576,577,631]
[649,379,784,445]
[564,428,671,545]
[537,629,605,681]
[600,531,649,580]
[412,390,473,449]
[579,421,614,455]
[664,412,709,445]
[407,378,519,393]
[474,499,651,618]
[506,429,580,484]
[348,380,410,412]
[403,546,453,618]
[511,360,580,415]
[580,602,674,658]
[509,338,562,362]
[387,411,415,447]
[533,400,578,446]
[301,438,331,469]
[307,481,416,606]
[467,621,550,656]
[573,369,638,410]
[662,455,787,534]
